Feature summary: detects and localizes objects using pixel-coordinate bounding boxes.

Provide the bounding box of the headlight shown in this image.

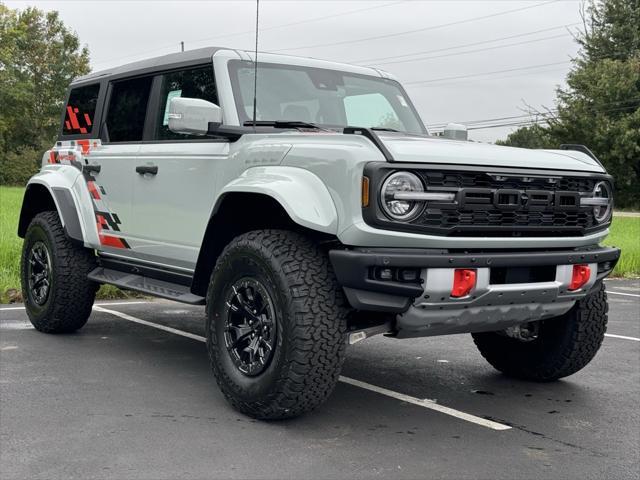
[592,181,613,223]
[380,171,424,221]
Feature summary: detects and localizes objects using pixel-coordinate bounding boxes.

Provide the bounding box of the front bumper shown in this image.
[329,245,620,338]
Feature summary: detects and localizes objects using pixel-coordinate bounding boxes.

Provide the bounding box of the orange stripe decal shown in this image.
[87,181,101,200]
[77,139,90,154]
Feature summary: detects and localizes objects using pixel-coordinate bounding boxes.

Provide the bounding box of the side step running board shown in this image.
[88,267,205,305]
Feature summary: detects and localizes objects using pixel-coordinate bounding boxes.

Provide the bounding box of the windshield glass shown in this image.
[228,60,426,134]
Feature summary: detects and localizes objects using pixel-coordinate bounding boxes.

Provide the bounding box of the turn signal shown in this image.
[361,176,370,207]
[568,264,591,291]
[451,269,477,298]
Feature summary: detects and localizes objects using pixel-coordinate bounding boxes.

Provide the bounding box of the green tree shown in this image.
[499,0,640,208]
[0,3,90,184]
[496,124,554,149]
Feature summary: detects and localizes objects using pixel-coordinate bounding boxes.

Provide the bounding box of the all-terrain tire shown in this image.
[20,211,98,333]
[206,230,349,420]
[472,282,608,381]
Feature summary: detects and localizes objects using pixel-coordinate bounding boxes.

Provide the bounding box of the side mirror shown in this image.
[443,123,468,141]
[168,97,222,136]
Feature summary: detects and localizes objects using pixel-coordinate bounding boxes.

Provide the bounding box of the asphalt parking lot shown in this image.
[1,279,638,480]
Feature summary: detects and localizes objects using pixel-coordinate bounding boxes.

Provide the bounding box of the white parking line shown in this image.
[0,301,150,311]
[339,376,511,430]
[605,333,640,342]
[94,305,511,431]
[607,291,640,298]
[93,306,205,342]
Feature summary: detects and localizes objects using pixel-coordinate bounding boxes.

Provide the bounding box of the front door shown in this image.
[128,65,228,271]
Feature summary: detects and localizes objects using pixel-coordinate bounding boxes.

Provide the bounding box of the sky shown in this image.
[6,0,587,143]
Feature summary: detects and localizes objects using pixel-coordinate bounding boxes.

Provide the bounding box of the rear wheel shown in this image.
[206,230,349,419]
[20,211,97,333]
[472,283,608,381]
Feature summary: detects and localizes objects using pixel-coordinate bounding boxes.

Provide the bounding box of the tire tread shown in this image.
[206,229,348,419]
[472,283,608,381]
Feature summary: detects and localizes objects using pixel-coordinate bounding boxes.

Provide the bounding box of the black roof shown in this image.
[72,46,225,85]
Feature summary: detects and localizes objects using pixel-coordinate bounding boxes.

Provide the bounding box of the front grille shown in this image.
[412,171,597,237]
[411,170,596,237]
[362,165,610,238]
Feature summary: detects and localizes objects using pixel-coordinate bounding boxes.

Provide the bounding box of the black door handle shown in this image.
[83,164,101,174]
[136,165,158,175]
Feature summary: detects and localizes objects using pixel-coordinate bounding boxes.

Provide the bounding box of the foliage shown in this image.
[0,3,90,184]
[499,0,640,208]
[496,124,554,149]
[0,145,41,185]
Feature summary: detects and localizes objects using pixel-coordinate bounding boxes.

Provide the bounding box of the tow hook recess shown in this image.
[503,322,540,342]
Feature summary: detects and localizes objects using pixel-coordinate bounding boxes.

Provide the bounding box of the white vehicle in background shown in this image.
[18,47,620,419]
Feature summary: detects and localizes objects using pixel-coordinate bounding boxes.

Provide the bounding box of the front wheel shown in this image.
[472,282,608,381]
[206,230,349,420]
[20,211,98,333]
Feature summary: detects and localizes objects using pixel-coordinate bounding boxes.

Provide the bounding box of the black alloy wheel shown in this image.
[27,241,52,306]
[223,278,277,376]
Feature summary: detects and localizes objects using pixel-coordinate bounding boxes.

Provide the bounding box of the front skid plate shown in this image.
[394,263,596,338]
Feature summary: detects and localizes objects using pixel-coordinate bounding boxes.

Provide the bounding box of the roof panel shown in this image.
[73,46,223,84]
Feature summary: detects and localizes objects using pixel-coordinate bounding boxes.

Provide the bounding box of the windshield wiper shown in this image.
[243,120,330,131]
[371,127,399,132]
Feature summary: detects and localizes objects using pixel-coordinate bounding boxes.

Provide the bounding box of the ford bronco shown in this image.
[18,47,620,419]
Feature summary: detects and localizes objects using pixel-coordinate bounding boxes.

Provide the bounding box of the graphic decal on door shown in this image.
[44,140,130,249]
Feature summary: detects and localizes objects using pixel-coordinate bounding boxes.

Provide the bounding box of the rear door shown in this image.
[88,76,154,254]
[129,65,229,270]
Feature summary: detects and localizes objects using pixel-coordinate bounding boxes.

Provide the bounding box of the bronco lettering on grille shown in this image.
[459,188,579,211]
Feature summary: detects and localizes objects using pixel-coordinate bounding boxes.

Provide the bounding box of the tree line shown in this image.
[0,3,89,184]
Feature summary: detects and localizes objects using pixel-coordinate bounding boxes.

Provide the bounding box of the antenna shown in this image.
[180,41,184,52]
[251,0,260,131]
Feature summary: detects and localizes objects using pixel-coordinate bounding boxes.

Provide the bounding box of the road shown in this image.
[1,279,638,479]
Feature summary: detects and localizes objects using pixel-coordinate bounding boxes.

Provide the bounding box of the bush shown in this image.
[0,146,42,186]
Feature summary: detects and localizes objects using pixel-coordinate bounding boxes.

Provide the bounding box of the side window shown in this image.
[344,93,404,131]
[63,84,100,135]
[155,66,218,140]
[105,76,153,143]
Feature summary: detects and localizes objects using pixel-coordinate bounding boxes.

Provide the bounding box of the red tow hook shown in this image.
[451,269,477,298]
[568,264,591,291]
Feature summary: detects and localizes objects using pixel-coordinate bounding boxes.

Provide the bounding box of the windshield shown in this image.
[228,60,426,135]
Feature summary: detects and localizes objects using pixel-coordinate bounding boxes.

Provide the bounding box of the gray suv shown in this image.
[18,47,620,419]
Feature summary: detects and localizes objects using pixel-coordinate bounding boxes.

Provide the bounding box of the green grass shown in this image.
[603,216,640,278]
[0,187,25,303]
[1,185,638,303]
